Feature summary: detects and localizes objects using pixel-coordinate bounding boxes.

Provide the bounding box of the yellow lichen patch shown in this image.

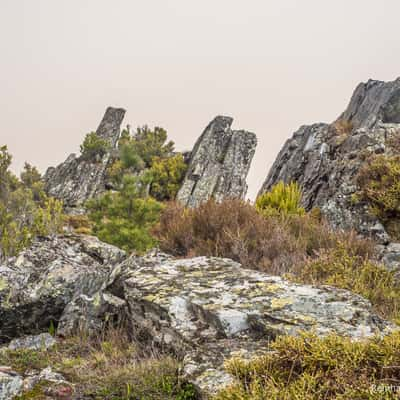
[0,277,7,291]
[270,297,293,310]
[264,283,283,293]
[143,294,158,302]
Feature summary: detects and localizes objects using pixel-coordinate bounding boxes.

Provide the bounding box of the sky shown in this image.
[1,1,400,199]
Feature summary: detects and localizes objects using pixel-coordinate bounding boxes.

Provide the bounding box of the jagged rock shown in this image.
[0,235,125,343]
[177,116,257,207]
[259,79,400,251]
[0,367,22,400]
[44,107,125,208]
[60,250,394,395]
[8,333,56,351]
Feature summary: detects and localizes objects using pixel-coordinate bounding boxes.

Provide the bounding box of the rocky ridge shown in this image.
[259,78,400,267]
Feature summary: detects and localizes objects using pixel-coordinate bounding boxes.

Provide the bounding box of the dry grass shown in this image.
[1,328,197,400]
[154,199,375,276]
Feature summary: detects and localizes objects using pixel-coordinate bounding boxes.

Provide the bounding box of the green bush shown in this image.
[256,181,305,217]
[357,154,400,239]
[214,330,400,400]
[0,146,64,259]
[132,126,174,167]
[150,154,188,201]
[80,131,111,160]
[87,173,163,253]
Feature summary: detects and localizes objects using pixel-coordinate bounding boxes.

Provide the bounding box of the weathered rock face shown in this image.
[56,249,393,395]
[0,235,125,343]
[44,107,125,208]
[177,116,257,207]
[259,78,400,246]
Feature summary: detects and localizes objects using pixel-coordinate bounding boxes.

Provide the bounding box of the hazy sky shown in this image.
[1,1,400,199]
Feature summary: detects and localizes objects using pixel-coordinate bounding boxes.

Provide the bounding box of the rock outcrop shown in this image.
[177,116,257,207]
[0,235,125,343]
[259,78,400,246]
[0,235,395,395]
[44,107,125,208]
[55,247,392,395]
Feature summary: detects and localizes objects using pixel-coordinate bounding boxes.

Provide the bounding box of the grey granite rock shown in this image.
[0,367,22,400]
[0,235,125,343]
[59,249,394,395]
[177,116,257,207]
[259,79,400,252]
[44,107,125,207]
[8,333,56,351]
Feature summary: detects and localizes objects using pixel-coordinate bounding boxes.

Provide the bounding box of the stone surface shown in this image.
[0,367,22,400]
[60,250,394,395]
[177,116,257,207]
[259,79,400,252]
[8,333,56,351]
[44,107,125,207]
[0,235,125,343]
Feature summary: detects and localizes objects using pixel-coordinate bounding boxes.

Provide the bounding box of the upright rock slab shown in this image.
[259,78,400,245]
[44,107,125,207]
[177,116,257,207]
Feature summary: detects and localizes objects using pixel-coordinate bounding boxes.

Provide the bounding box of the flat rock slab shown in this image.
[107,251,394,394]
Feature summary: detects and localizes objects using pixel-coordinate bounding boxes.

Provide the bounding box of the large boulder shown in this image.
[44,107,125,208]
[259,78,400,247]
[0,235,125,343]
[177,116,257,207]
[58,250,394,395]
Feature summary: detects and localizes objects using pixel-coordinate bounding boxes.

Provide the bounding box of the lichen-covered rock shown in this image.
[7,333,56,351]
[0,235,125,343]
[259,78,400,253]
[63,250,393,395]
[177,116,257,207]
[44,107,125,207]
[0,367,22,400]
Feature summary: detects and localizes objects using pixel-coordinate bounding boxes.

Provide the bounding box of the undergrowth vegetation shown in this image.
[213,330,400,400]
[0,329,197,400]
[0,146,63,260]
[357,153,400,239]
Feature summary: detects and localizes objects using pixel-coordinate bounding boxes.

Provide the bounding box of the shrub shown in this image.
[64,214,93,235]
[256,182,305,217]
[332,119,354,136]
[80,131,111,160]
[150,154,188,201]
[356,154,400,239]
[132,126,175,167]
[295,245,400,321]
[0,146,64,260]
[87,173,163,253]
[154,199,373,275]
[213,330,400,400]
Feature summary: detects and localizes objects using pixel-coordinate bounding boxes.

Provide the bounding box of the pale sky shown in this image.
[1,0,399,199]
